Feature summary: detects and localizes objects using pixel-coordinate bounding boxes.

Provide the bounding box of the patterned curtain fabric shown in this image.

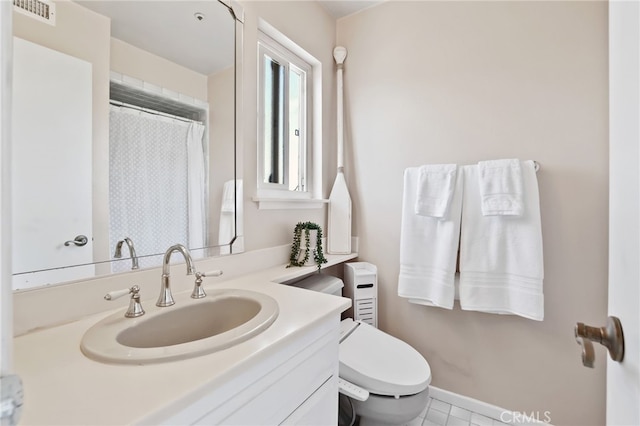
[109,105,205,271]
[186,122,206,252]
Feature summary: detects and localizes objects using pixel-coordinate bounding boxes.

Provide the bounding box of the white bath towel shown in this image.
[398,167,463,309]
[459,161,544,320]
[414,164,458,218]
[477,159,524,216]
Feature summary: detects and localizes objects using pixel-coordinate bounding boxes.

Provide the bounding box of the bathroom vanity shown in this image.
[13,252,355,425]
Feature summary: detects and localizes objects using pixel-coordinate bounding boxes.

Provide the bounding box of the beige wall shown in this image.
[208,66,235,247]
[337,2,608,425]
[11,1,609,422]
[239,1,336,251]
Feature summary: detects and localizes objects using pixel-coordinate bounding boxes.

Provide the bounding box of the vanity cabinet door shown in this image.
[211,333,337,425]
[153,315,340,426]
[281,375,339,425]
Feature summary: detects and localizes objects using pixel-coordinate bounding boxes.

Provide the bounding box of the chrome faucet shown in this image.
[157,243,196,307]
[114,237,139,270]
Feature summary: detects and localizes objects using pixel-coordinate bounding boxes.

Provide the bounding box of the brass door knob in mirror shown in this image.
[64,235,88,247]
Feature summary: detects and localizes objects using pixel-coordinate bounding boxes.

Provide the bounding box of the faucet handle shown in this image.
[105,285,145,318]
[104,287,133,301]
[199,270,223,278]
[191,270,224,299]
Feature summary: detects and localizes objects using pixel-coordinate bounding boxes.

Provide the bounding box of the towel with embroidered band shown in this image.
[398,166,463,309]
[477,159,524,216]
[414,164,458,218]
[459,160,544,321]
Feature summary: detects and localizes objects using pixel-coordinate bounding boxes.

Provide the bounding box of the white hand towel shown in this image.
[398,167,463,309]
[220,179,236,213]
[414,164,457,218]
[477,159,524,216]
[459,161,544,320]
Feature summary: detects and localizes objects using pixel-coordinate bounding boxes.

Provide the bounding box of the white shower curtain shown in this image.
[109,105,206,270]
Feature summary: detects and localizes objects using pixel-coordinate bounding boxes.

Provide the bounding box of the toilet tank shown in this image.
[291,274,344,296]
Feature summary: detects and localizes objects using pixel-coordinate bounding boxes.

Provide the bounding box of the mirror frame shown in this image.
[229,0,244,256]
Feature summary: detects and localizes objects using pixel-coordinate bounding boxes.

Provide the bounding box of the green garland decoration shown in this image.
[287,221,328,271]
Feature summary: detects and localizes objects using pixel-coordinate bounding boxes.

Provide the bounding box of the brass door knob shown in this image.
[575,316,624,368]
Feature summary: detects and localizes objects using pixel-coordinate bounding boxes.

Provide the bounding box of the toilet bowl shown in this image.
[292,274,432,426]
[340,318,431,426]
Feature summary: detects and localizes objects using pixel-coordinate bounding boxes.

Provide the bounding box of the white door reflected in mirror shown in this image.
[12,37,95,289]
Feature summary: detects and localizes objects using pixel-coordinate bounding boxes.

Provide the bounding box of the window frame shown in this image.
[255,23,323,209]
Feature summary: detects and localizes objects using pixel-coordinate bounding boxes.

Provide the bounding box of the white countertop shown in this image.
[14,255,355,425]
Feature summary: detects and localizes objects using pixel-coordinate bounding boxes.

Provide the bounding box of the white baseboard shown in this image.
[429,386,553,426]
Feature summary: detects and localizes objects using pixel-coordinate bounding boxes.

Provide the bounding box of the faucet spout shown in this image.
[114,237,139,270]
[157,244,196,307]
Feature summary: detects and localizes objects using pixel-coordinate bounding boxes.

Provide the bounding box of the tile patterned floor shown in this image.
[405,396,512,426]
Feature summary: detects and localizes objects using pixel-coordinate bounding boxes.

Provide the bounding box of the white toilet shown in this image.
[293,274,431,426]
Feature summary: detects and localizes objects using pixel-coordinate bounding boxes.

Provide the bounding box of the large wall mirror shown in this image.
[11,0,243,290]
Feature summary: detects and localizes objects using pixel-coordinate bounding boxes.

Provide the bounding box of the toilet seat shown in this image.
[339,318,431,397]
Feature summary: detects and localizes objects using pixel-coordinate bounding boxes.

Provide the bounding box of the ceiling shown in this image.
[74,1,382,77]
[76,0,235,76]
[318,0,384,19]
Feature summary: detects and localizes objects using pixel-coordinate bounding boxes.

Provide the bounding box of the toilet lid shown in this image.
[339,319,431,397]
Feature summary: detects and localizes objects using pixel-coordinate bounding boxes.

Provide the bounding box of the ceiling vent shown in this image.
[13,0,55,26]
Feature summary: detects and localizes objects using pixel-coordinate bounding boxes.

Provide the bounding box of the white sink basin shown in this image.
[80,289,279,364]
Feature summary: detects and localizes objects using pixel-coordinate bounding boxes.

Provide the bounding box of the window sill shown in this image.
[252,197,328,210]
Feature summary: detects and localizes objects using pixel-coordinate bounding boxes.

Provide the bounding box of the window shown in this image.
[256,25,321,208]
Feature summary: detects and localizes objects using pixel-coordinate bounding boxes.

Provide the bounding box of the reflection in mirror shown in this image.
[11,0,242,290]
